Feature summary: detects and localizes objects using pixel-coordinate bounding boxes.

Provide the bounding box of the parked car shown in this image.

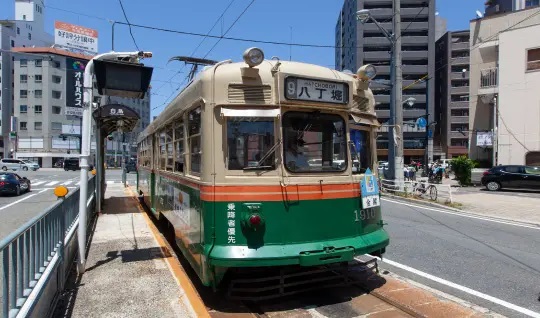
[0,158,40,171]
[481,165,540,191]
[63,158,80,171]
[0,172,31,196]
[125,160,137,173]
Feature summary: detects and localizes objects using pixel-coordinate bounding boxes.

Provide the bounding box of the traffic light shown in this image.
[107,134,113,141]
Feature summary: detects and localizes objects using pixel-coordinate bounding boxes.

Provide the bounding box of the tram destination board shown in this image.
[285,76,348,104]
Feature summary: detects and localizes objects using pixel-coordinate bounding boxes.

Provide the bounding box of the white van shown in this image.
[0,158,40,171]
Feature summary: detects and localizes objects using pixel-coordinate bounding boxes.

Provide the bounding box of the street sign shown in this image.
[9,132,16,138]
[428,129,433,138]
[416,117,427,128]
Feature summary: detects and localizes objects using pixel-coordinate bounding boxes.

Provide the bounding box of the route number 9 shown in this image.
[354,209,375,222]
[287,81,296,97]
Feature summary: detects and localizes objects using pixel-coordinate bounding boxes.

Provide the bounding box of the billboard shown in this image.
[477,131,493,147]
[62,124,81,135]
[55,21,98,55]
[66,58,87,115]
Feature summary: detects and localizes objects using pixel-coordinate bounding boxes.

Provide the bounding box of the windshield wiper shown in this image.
[243,138,282,170]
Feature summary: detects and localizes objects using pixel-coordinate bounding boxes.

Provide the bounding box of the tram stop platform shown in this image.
[52,183,500,318]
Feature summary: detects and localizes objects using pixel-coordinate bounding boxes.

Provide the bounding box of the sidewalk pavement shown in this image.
[53,183,196,318]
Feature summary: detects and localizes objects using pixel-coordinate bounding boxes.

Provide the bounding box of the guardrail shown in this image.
[379,178,453,204]
[0,176,96,318]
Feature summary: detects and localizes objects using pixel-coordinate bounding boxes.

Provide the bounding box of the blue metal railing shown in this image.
[0,176,96,318]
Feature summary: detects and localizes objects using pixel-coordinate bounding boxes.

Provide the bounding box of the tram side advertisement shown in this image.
[360,168,380,209]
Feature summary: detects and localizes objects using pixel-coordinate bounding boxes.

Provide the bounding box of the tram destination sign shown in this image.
[285,77,348,104]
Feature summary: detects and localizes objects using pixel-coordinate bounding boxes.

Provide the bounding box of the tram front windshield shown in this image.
[282,111,347,172]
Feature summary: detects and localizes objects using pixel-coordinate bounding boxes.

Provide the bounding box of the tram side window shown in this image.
[188,107,202,174]
[282,111,347,172]
[166,125,174,171]
[227,117,275,170]
[174,122,184,173]
[159,130,166,170]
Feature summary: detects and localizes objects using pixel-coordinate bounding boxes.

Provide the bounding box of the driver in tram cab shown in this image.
[285,135,309,171]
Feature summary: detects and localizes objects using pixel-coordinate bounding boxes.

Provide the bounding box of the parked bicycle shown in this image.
[411,181,438,201]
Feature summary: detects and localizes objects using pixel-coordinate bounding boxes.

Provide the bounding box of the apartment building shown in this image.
[335,0,439,164]
[469,7,540,166]
[435,30,470,159]
[0,0,54,158]
[485,0,539,16]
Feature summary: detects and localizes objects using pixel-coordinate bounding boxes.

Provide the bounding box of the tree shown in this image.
[450,156,477,186]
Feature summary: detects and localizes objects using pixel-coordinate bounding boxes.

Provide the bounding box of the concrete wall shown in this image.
[497,23,540,165]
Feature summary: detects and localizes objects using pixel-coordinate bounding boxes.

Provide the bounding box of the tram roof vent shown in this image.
[228,84,272,104]
[352,95,370,112]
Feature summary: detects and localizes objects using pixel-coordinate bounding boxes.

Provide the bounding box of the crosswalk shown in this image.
[31,179,122,188]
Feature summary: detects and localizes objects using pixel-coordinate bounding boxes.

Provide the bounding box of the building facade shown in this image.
[12,47,97,167]
[485,0,539,16]
[435,30,470,159]
[0,0,54,158]
[335,0,439,164]
[469,7,540,166]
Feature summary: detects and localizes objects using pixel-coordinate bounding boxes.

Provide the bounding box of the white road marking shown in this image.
[106,181,115,184]
[62,181,73,185]
[45,181,59,186]
[360,256,540,318]
[32,181,45,186]
[382,197,540,230]
[0,189,48,211]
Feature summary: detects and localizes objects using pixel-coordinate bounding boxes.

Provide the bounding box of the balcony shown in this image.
[364,37,391,46]
[478,67,498,97]
[450,101,469,109]
[370,79,426,90]
[451,42,469,51]
[451,72,469,80]
[401,36,428,45]
[451,57,469,66]
[363,22,428,33]
[450,116,469,124]
[373,94,427,104]
[402,50,429,60]
[364,51,391,61]
[451,86,469,94]
[450,131,468,139]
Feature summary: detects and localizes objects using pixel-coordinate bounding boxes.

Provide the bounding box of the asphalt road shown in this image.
[376,197,540,318]
[0,169,137,240]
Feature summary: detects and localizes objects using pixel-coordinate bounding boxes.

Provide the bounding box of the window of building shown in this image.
[52,106,61,114]
[20,59,27,67]
[28,33,31,40]
[53,61,60,68]
[20,90,28,98]
[34,90,42,98]
[20,74,27,83]
[525,151,540,166]
[525,0,539,7]
[35,59,42,67]
[51,122,62,130]
[52,75,61,84]
[52,90,61,99]
[526,48,540,71]
[227,117,275,170]
[188,107,202,174]
[35,105,42,113]
[20,122,27,130]
[22,15,26,20]
[11,40,14,47]
[35,75,42,83]
[20,105,27,113]
[16,27,20,35]
[34,122,42,130]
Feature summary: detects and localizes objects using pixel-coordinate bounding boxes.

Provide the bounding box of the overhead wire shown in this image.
[118,0,140,51]
[151,0,238,97]
[153,0,258,111]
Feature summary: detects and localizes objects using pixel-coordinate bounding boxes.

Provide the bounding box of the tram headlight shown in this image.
[357,64,377,81]
[243,47,265,67]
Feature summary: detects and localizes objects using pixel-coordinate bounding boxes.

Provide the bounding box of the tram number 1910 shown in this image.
[354,209,375,222]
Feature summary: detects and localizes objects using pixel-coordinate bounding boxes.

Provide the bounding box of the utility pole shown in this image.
[389,0,404,188]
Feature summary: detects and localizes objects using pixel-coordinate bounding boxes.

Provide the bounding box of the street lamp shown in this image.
[357,6,404,188]
[404,97,416,107]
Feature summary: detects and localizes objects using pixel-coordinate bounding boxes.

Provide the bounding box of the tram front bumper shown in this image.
[208,228,389,267]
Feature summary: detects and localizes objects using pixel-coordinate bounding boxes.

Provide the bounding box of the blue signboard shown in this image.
[416,117,427,128]
[360,168,380,209]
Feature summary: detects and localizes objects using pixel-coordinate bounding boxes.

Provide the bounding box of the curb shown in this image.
[381,192,540,228]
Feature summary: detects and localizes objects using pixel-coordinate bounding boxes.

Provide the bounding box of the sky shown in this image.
[1,0,486,118]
